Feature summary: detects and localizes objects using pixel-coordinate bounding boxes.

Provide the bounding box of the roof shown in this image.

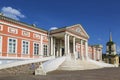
[106,41,115,45]
[50,24,89,39]
[0,13,47,33]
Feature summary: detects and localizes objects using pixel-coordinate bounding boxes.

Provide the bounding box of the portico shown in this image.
[49,24,89,60]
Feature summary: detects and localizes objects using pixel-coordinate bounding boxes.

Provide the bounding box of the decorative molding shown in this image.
[0,15,47,33]
[33,33,40,39]
[0,21,47,36]
[8,27,18,34]
[0,32,42,43]
[22,30,30,37]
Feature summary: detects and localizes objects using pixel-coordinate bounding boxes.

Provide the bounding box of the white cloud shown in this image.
[1,6,25,20]
[49,27,58,31]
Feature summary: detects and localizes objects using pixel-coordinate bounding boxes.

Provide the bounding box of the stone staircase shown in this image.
[0,56,54,75]
[0,62,40,74]
[35,56,66,75]
[58,59,103,70]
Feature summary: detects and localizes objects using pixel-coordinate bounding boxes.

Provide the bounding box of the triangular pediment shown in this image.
[66,24,89,39]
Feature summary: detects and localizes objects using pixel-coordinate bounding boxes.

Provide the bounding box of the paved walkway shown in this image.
[0,67,120,80]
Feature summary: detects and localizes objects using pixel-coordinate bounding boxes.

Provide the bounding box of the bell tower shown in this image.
[106,32,116,55]
[103,32,119,66]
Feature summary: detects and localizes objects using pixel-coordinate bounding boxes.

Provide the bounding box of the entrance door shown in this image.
[0,36,2,53]
[62,48,65,56]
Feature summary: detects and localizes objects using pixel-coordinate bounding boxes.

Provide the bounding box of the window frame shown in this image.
[8,37,17,54]
[43,44,48,56]
[22,40,30,55]
[33,42,40,55]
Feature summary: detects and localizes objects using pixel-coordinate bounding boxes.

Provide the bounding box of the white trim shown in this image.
[8,27,18,34]
[33,42,40,56]
[7,37,18,54]
[0,36,2,53]
[66,24,89,38]
[66,32,87,41]
[0,33,41,43]
[21,40,30,55]
[0,21,47,36]
[0,24,3,31]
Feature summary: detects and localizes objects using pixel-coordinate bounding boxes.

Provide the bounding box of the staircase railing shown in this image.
[0,56,54,69]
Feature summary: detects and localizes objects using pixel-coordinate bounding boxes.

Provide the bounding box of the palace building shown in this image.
[0,14,102,64]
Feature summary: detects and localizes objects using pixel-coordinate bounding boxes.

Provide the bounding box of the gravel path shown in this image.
[0,67,120,80]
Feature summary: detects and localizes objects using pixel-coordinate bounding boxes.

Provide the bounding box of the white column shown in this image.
[57,40,59,57]
[40,35,43,57]
[73,37,76,59]
[53,37,56,57]
[67,35,70,54]
[97,48,100,60]
[64,34,67,55]
[81,40,84,60]
[85,41,88,60]
[60,40,62,56]
[50,36,53,56]
[100,50,102,61]
[93,48,96,60]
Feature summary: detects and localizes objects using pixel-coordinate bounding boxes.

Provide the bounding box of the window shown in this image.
[8,38,17,53]
[0,36,2,53]
[34,43,39,55]
[22,40,29,54]
[43,45,48,56]
[0,25,3,31]
[76,28,81,33]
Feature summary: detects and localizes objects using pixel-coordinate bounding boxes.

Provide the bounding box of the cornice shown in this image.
[0,15,47,33]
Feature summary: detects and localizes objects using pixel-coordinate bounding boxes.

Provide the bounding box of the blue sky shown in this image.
[0,0,120,53]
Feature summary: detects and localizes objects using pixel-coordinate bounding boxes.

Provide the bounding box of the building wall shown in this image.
[0,16,103,61]
[0,20,48,59]
[76,43,102,61]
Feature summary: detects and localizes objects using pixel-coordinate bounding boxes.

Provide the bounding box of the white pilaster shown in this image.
[81,40,84,60]
[40,35,43,57]
[85,41,88,60]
